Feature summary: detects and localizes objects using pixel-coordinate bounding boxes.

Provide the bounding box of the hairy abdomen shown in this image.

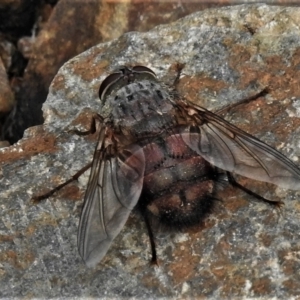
[138,134,220,229]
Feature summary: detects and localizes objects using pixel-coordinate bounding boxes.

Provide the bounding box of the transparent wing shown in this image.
[78,127,145,267]
[179,101,300,190]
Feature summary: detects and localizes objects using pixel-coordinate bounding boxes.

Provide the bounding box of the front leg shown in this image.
[32,114,104,203]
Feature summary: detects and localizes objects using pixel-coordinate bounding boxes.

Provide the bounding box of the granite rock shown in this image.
[1,4,300,298]
[3,0,222,144]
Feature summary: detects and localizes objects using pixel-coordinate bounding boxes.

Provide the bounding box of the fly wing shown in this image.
[179,101,300,190]
[78,127,145,267]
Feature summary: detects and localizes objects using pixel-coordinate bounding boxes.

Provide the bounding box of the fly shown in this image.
[34,65,300,268]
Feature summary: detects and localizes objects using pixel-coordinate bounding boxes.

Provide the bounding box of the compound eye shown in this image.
[99,72,123,101]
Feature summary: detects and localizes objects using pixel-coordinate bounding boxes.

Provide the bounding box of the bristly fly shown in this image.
[34,65,300,268]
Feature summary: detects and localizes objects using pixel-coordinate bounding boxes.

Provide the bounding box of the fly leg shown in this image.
[143,212,158,265]
[215,88,269,116]
[226,172,284,209]
[32,162,92,203]
[32,114,103,203]
[68,113,103,136]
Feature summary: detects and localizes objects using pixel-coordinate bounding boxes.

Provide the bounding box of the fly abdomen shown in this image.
[143,178,216,229]
[140,134,220,229]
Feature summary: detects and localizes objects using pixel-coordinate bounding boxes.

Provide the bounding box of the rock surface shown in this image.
[2,0,223,143]
[0,56,14,114]
[1,4,300,298]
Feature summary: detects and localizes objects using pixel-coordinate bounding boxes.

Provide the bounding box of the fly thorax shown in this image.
[106,80,175,136]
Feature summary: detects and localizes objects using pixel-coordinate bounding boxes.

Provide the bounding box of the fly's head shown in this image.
[98,66,175,136]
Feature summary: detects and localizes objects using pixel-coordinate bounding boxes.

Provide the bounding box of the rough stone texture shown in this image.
[0,36,15,71]
[1,4,300,298]
[3,0,224,144]
[0,56,14,114]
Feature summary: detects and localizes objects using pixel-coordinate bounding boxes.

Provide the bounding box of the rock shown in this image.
[17,36,35,59]
[0,56,14,114]
[1,4,300,298]
[2,0,226,144]
[0,37,15,71]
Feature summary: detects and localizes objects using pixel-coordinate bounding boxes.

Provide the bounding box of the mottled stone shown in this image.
[2,0,229,144]
[0,57,14,114]
[0,37,15,71]
[1,4,300,298]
